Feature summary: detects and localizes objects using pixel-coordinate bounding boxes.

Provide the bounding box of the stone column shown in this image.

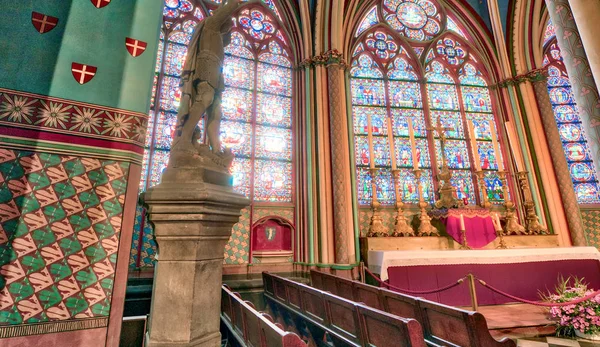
[143,166,249,347]
[326,55,355,264]
[567,0,600,90]
[530,73,587,245]
[545,0,600,177]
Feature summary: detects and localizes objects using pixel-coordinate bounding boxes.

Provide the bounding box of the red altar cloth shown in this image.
[430,208,497,248]
[387,259,600,306]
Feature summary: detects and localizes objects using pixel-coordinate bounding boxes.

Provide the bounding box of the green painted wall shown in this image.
[0,0,162,113]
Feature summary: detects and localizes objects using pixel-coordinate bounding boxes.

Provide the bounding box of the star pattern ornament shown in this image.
[125,38,147,57]
[31,12,59,34]
[90,0,111,9]
[71,63,97,85]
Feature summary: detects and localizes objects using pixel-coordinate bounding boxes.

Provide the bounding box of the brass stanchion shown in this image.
[467,274,479,311]
[360,261,366,283]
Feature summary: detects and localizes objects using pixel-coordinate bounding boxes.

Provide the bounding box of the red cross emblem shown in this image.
[31,12,59,34]
[90,0,111,8]
[125,38,147,57]
[71,63,97,85]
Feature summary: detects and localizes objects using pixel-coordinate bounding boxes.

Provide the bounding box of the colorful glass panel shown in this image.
[231,157,251,198]
[388,57,419,80]
[159,76,182,112]
[350,54,384,78]
[256,94,292,126]
[388,81,422,108]
[430,111,464,138]
[220,120,253,157]
[255,125,292,161]
[351,79,387,106]
[356,6,379,37]
[427,84,459,110]
[154,112,177,150]
[483,171,505,204]
[253,160,293,202]
[222,88,253,122]
[353,106,389,136]
[149,150,170,188]
[390,109,427,137]
[374,169,396,204]
[451,170,476,204]
[543,18,556,46]
[223,56,255,90]
[425,61,454,83]
[257,62,292,96]
[163,43,187,76]
[373,136,391,167]
[461,86,492,113]
[436,38,467,65]
[394,138,431,168]
[544,38,600,203]
[446,17,466,38]
[459,63,487,86]
[435,139,470,169]
[382,0,442,41]
[355,136,371,167]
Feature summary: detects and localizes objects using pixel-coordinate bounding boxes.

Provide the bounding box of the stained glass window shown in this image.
[351,27,434,205]
[543,38,600,203]
[351,4,507,208]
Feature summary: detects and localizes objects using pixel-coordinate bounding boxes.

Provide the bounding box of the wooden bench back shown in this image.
[221,285,307,347]
[264,272,427,347]
[310,270,516,347]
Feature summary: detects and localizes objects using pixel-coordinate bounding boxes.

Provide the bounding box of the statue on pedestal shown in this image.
[170,0,247,170]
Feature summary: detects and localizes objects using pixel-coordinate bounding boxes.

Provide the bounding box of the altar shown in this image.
[366,247,600,306]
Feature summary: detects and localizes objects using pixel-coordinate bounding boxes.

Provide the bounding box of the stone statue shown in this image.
[170,0,246,169]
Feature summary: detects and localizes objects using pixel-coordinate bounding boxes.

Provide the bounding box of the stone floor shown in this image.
[516,336,600,347]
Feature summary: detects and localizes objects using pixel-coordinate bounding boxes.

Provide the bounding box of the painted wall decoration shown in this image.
[31,12,59,34]
[0,149,128,329]
[350,0,506,213]
[581,209,600,249]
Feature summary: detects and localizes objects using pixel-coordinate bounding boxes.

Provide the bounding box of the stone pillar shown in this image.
[143,166,249,347]
[545,0,600,177]
[530,73,587,245]
[326,54,355,264]
[567,0,600,90]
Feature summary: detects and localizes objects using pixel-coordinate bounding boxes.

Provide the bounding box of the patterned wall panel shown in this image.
[223,208,250,265]
[252,207,294,223]
[0,149,128,328]
[129,205,157,270]
[581,208,600,249]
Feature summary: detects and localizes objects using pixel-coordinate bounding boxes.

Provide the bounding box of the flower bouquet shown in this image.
[542,277,600,340]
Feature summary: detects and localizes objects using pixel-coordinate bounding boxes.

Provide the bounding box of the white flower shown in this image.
[102,112,131,137]
[0,94,36,124]
[36,101,71,129]
[71,106,103,133]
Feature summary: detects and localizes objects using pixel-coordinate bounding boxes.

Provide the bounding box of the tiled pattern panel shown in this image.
[129,205,156,270]
[223,208,250,265]
[517,336,600,347]
[0,149,128,325]
[252,207,294,223]
[581,208,600,249]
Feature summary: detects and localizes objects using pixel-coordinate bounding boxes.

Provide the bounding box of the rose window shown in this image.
[239,9,275,40]
[365,31,399,59]
[383,0,442,41]
[436,38,467,65]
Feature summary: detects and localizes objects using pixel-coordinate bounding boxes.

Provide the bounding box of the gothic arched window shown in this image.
[350,0,507,208]
[132,0,294,269]
[542,34,600,203]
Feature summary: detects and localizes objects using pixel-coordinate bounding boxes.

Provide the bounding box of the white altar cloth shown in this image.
[368,247,600,281]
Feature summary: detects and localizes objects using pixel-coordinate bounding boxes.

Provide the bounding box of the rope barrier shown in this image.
[475,277,600,307]
[364,267,467,295]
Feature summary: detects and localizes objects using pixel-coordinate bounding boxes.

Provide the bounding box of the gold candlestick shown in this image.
[428,119,459,209]
[516,171,547,235]
[459,214,470,250]
[391,169,415,236]
[474,170,492,209]
[414,169,439,236]
[497,170,525,235]
[368,168,388,237]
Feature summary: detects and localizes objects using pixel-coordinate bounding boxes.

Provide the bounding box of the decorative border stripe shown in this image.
[0,318,108,338]
[0,87,148,156]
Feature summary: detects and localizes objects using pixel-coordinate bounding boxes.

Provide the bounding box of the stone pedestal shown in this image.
[143,166,249,347]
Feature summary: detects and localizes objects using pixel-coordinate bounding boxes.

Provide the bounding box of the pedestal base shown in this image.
[143,167,249,347]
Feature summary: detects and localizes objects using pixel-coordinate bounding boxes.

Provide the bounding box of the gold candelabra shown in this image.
[414,169,439,236]
[368,168,388,237]
[497,170,525,235]
[474,170,492,209]
[391,169,415,236]
[516,171,547,235]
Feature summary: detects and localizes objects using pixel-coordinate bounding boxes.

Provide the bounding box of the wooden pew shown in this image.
[310,270,516,347]
[221,285,307,347]
[264,272,427,347]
